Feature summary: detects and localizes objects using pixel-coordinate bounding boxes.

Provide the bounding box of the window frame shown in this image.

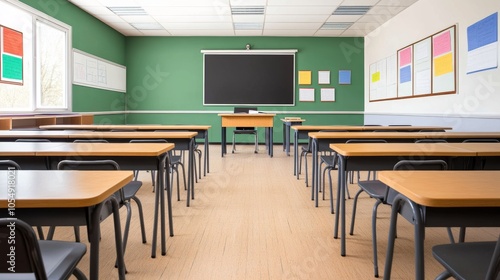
[0,0,72,113]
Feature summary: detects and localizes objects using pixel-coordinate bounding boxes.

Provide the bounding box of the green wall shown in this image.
[20,0,127,124]
[19,2,365,141]
[125,36,365,142]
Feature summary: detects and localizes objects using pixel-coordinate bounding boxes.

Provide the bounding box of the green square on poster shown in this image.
[2,54,23,82]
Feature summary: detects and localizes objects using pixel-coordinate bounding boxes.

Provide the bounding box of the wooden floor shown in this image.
[50,144,499,279]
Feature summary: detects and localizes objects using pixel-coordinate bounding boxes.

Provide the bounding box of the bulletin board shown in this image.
[370,25,456,102]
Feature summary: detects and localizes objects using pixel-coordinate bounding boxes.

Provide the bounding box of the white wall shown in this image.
[364,0,500,131]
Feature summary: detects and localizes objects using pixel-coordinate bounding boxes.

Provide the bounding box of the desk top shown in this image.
[68,131,197,139]
[218,113,276,117]
[0,142,174,156]
[39,124,211,130]
[293,125,452,131]
[0,130,197,139]
[0,170,133,208]
[330,143,475,157]
[378,170,500,207]
[444,143,500,156]
[311,131,426,139]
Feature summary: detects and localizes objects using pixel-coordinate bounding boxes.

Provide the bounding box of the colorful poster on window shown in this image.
[0,25,23,84]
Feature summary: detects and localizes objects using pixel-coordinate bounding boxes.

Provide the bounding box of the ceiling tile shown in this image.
[265,15,330,23]
[68,0,421,37]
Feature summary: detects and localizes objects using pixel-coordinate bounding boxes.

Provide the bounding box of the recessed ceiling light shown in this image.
[333,6,372,16]
[321,22,353,30]
[234,22,263,30]
[108,6,148,16]
[131,22,164,30]
[231,6,265,15]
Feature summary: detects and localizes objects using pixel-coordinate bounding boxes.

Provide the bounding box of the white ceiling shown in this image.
[68,0,419,37]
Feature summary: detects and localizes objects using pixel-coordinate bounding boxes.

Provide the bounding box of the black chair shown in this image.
[345,139,388,183]
[0,218,87,280]
[50,159,146,255]
[350,159,448,277]
[14,139,51,142]
[415,139,448,143]
[318,130,348,214]
[298,137,312,187]
[432,234,500,280]
[130,139,186,201]
[232,107,258,154]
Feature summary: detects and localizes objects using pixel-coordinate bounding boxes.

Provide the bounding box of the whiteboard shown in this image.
[73,49,126,92]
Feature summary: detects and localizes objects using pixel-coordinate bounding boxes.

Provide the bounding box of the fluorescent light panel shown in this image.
[131,22,164,30]
[333,6,372,15]
[108,6,148,16]
[234,22,263,30]
[321,22,353,30]
[231,6,265,15]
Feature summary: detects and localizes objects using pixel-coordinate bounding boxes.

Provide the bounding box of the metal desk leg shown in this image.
[221,127,226,157]
[294,131,299,177]
[204,132,209,175]
[270,127,273,157]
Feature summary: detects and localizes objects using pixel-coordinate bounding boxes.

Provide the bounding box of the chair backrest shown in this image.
[486,234,500,280]
[463,139,500,143]
[73,139,109,143]
[57,159,120,171]
[318,130,348,151]
[0,160,21,170]
[0,218,47,278]
[57,159,124,202]
[15,139,51,142]
[234,107,257,114]
[415,139,448,143]
[345,139,388,144]
[385,159,448,203]
[419,129,446,132]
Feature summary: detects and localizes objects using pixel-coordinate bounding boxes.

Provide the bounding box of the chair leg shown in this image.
[232,133,236,153]
[254,133,258,153]
[349,188,364,235]
[72,268,87,280]
[131,196,147,244]
[435,271,453,280]
[36,226,45,240]
[196,148,202,179]
[304,152,309,187]
[372,200,383,278]
[74,226,81,242]
[328,167,335,214]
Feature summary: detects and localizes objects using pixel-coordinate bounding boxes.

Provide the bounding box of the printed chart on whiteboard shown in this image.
[73,48,126,92]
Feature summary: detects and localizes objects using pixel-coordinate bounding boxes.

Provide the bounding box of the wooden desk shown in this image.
[291,126,452,176]
[219,113,276,157]
[0,170,133,279]
[0,142,174,259]
[0,130,198,207]
[379,171,500,280]
[280,118,305,156]
[328,143,476,257]
[40,124,212,176]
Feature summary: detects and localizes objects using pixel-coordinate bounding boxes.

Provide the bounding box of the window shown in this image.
[0,0,71,112]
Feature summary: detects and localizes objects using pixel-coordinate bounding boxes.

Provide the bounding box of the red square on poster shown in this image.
[2,26,23,57]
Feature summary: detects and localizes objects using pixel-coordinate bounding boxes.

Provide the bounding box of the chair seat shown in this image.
[123,181,143,200]
[0,240,87,280]
[320,155,336,167]
[234,129,256,134]
[39,241,87,280]
[357,180,387,200]
[432,241,499,280]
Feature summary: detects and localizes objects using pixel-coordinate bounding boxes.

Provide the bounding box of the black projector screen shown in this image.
[203,52,295,106]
